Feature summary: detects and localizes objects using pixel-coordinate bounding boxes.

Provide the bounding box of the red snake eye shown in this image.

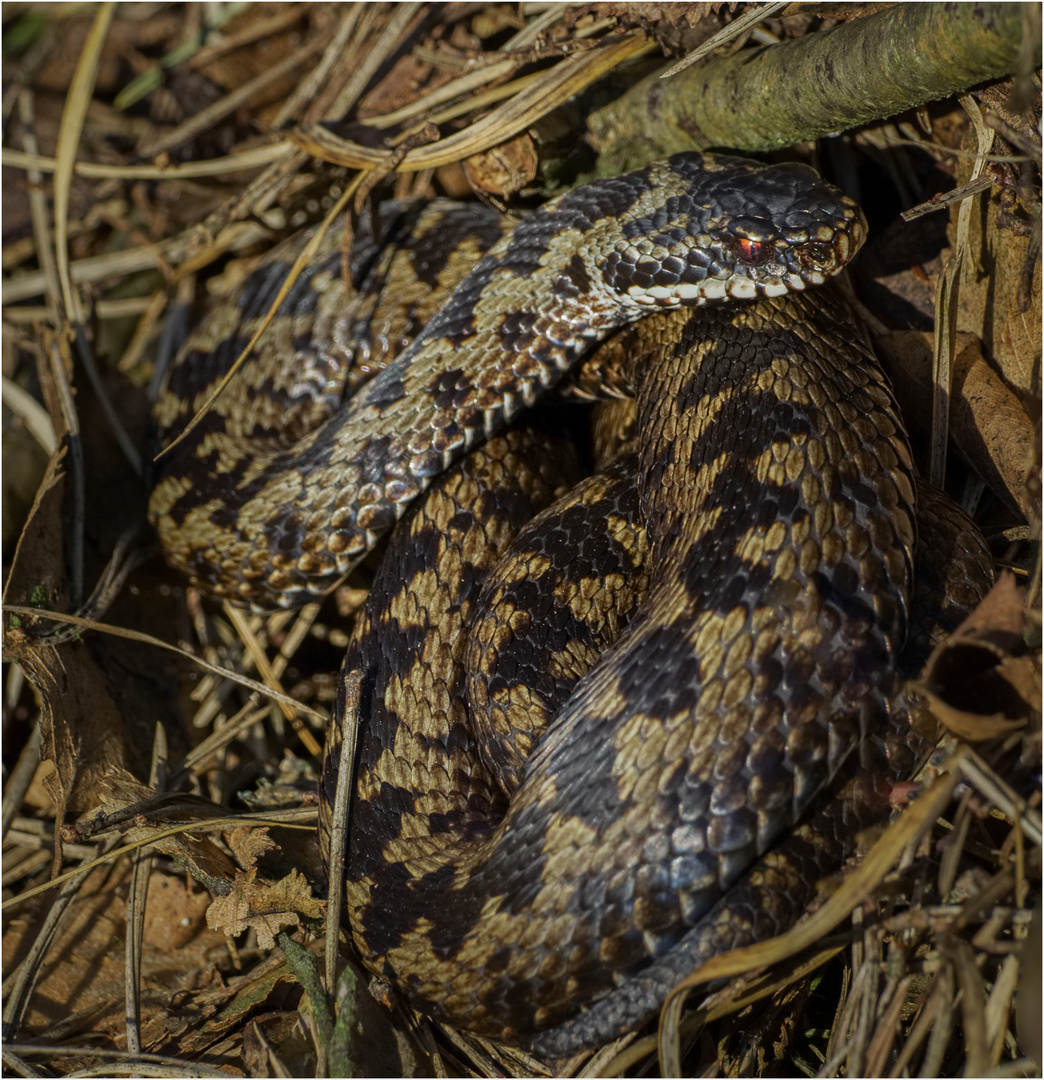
[735,238,770,264]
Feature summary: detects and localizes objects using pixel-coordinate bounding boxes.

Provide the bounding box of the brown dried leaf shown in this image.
[914,572,1039,740]
[227,825,278,870]
[950,147,1042,398]
[146,950,299,1055]
[207,867,324,951]
[2,862,226,1042]
[2,444,69,610]
[76,770,240,889]
[2,450,141,819]
[877,329,1036,519]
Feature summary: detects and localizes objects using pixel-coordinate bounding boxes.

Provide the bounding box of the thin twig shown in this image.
[3,220,270,305]
[272,6,366,128]
[326,3,423,121]
[124,724,167,1059]
[1,723,43,841]
[154,171,365,460]
[16,89,61,327]
[2,142,292,181]
[224,604,322,757]
[928,94,996,489]
[325,670,363,1000]
[659,2,790,79]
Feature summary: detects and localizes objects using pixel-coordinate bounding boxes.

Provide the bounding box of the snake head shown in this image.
[602,152,868,309]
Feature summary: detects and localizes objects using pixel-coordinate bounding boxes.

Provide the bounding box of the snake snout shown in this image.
[694,155,868,282]
[788,205,869,283]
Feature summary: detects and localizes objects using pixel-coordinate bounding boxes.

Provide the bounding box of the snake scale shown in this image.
[150,154,993,1056]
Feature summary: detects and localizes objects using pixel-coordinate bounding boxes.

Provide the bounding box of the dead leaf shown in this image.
[68,769,241,890]
[207,868,325,951]
[876,329,1036,519]
[1,861,228,1043]
[949,120,1042,398]
[3,337,182,822]
[2,448,140,819]
[227,825,278,870]
[146,950,299,1056]
[914,572,1040,740]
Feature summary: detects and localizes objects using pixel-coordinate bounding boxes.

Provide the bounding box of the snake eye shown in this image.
[734,238,770,264]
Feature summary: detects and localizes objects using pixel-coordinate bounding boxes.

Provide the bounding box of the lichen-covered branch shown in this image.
[588,3,1039,174]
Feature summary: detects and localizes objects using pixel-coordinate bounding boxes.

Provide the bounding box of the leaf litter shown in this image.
[1,3,1039,1076]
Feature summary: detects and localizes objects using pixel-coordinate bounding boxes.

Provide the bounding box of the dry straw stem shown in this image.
[588,3,1039,173]
[134,41,319,162]
[16,90,61,328]
[652,736,1040,1076]
[41,332,86,605]
[1,724,43,842]
[124,725,167,1057]
[656,1,791,79]
[1,376,57,454]
[929,94,996,490]
[151,26,649,457]
[355,14,623,134]
[324,669,362,1003]
[272,6,367,127]
[1,141,292,182]
[154,173,363,460]
[51,1,115,324]
[223,603,322,757]
[2,1044,233,1077]
[288,32,654,171]
[323,2,423,122]
[2,219,270,304]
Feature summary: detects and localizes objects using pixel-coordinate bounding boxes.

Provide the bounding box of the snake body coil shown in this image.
[150,153,865,608]
[151,154,991,1055]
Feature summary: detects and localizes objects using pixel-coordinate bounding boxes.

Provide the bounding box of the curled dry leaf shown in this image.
[226,825,279,869]
[74,770,239,889]
[207,825,320,949]
[206,867,325,951]
[2,449,141,820]
[913,572,1040,741]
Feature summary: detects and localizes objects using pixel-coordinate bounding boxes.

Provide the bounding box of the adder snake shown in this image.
[150,154,992,1055]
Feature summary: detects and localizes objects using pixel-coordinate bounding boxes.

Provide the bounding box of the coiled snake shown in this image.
[150,154,992,1055]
